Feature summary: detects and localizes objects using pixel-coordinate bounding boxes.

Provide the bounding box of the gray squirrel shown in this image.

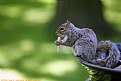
[55,20,97,64]
[55,20,121,68]
[55,20,121,81]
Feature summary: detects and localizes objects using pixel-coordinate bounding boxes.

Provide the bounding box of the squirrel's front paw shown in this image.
[54,40,62,46]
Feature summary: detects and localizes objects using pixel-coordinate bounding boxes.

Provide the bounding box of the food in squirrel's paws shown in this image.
[56,37,61,53]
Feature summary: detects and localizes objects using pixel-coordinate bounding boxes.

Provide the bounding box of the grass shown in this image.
[0,0,88,81]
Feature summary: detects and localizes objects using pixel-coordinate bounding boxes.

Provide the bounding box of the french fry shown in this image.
[57,37,61,53]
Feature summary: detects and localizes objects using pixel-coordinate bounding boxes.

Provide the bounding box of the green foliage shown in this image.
[102,0,121,32]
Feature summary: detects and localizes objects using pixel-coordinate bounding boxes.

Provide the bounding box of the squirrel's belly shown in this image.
[72,45,82,57]
[72,43,96,63]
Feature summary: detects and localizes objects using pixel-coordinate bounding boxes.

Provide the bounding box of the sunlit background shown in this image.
[0,0,121,81]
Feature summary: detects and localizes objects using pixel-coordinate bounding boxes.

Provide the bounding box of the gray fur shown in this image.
[55,21,121,81]
[55,20,120,68]
[94,41,120,68]
[55,21,97,63]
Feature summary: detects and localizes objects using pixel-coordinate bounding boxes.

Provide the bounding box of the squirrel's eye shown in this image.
[60,27,64,31]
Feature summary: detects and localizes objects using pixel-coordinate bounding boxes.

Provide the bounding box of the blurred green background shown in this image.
[0,0,121,81]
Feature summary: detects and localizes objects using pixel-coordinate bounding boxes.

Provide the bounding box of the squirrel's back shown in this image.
[80,28,97,44]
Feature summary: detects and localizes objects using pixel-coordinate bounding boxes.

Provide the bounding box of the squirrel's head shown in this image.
[55,20,73,38]
[55,20,77,47]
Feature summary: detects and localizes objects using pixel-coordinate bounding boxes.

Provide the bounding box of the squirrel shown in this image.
[55,20,121,81]
[55,20,97,63]
[55,20,121,68]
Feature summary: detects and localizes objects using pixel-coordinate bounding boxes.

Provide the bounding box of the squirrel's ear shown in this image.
[66,20,70,27]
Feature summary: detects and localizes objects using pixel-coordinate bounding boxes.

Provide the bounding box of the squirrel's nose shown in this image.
[55,32,58,34]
